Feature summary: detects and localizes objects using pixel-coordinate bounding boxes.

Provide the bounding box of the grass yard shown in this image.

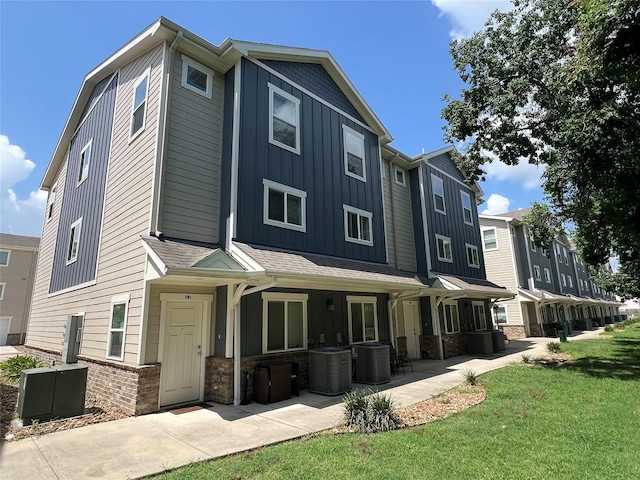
[151,326,640,480]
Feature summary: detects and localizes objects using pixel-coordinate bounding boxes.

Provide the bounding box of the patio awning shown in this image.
[433,274,514,300]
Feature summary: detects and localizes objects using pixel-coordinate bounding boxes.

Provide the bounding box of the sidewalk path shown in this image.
[0,329,603,480]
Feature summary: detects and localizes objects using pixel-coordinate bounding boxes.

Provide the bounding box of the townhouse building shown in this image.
[479,209,620,339]
[25,17,512,415]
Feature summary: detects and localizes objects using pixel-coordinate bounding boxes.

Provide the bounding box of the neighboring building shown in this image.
[0,233,39,345]
[25,17,511,415]
[479,209,621,339]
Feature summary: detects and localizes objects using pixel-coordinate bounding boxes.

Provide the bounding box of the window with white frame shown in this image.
[263,179,306,232]
[472,302,487,330]
[130,70,149,138]
[77,139,92,184]
[493,305,508,324]
[555,243,562,262]
[584,281,589,292]
[530,236,537,252]
[394,166,406,186]
[431,174,446,214]
[269,83,300,154]
[568,276,573,288]
[343,205,373,246]
[347,296,378,343]
[66,218,82,264]
[262,293,308,353]
[544,267,552,283]
[0,250,10,267]
[534,265,541,281]
[563,246,568,264]
[47,183,57,220]
[561,273,567,286]
[0,283,5,300]
[436,234,453,262]
[107,295,129,360]
[443,301,460,334]
[579,279,583,290]
[461,191,473,225]
[466,243,480,268]
[482,228,498,250]
[181,55,214,98]
[343,125,366,182]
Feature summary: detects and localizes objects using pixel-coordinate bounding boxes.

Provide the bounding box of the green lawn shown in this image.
[151,326,640,480]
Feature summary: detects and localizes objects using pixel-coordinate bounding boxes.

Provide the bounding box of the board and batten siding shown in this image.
[236,58,386,263]
[160,53,224,244]
[27,44,165,365]
[382,160,417,271]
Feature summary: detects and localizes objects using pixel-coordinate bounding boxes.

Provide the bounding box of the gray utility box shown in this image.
[467,332,494,356]
[309,347,352,395]
[18,364,88,425]
[491,330,506,353]
[354,343,390,385]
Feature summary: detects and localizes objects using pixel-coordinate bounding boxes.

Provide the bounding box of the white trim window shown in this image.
[130,69,150,139]
[534,265,541,281]
[66,218,83,264]
[0,283,5,300]
[77,139,92,185]
[461,191,473,226]
[472,301,487,330]
[263,179,306,232]
[268,83,300,154]
[493,305,508,324]
[436,234,453,263]
[579,279,584,291]
[530,235,537,252]
[347,296,378,343]
[567,276,573,288]
[563,246,568,264]
[466,243,480,268]
[431,174,446,214]
[561,273,567,287]
[262,293,308,353]
[555,243,562,262]
[343,125,366,182]
[181,55,214,98]
[343,205,373,246]
[481,228,498,251]
[443,301,460,334]
[394,166,406,186]
[0,250,10,267]
[107,294,129,361]
[47,183,57,220]
[544,267,552,283]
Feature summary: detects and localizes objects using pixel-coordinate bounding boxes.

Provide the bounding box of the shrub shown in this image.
[342,389,400,433]
[521,353,532,364]
[605,325,616,332]
[461,368,479,386]
[0,355,44,382]
[546,342,561,354]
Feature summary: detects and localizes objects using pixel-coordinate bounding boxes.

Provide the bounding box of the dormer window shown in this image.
[343,125,366,182]
[268,83,300,154]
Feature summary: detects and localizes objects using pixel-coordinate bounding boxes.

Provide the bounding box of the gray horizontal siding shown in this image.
[161,53,223,244]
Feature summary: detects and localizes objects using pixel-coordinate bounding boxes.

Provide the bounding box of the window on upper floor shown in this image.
[0,283,5,300]
[67,218,82,265]
[181,55,214,98]
[394,166,406,186]
[481,228,498,251]
[466,244,480,268]
[107,295,129,361]
[343,205,373,246]
[563,247,568,264]
[0,250,10,267]
[585,281,589,292]
[472,302,487,330]
[262,292,308,353]
[130,70,150,139]
[347,296,379,343]
[567,276,573,288]
[530,236,537,252]
[46,183,57,221]
[443,301,460,334]
[561,273,567,287]
[544,267,552,283]
[436,234,453,263]
[555,243,562,262]
[461,191,473,226]
[269,83,300,154]
[579,279,583,290]
[534,265,541,281]
[431,174,446,214]
[263,179,306,232]
[493,305,508,324]
[77,139,92,185]
[343,125,366,182]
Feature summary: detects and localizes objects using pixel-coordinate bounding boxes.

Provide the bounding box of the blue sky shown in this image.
[0,0,544,237]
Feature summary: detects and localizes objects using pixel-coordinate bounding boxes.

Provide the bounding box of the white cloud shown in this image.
[431,0,514,39]
[0,135,46,236]
[483,159,545,190]
[481,193,511,215]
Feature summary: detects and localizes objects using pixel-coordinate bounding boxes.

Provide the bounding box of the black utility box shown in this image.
[254,362,292,404]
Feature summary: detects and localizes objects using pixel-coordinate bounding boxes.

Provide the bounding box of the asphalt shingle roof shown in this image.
[141,236,224,269]
[0,233,40,249]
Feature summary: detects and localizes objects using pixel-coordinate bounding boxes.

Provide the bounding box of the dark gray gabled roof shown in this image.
[0,233,40,249]
[141,235,231,269]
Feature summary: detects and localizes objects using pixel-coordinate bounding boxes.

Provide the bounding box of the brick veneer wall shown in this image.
[502,325,527,339]
[22,345,160,415]
[442,333,468,358]
[419,335,440,359]
[529,323,543,337]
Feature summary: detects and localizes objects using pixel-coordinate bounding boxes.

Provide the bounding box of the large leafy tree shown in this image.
[442,0,640,297]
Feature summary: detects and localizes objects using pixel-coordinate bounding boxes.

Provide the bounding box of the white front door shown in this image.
[160,300,204,406]
[402,301,420,359]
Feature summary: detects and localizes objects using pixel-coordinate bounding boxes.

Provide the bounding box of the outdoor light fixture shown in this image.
[326,299,335,311]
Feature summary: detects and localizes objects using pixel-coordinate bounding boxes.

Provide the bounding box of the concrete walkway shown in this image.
[0,329,603,480]
[0,346,21,362]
